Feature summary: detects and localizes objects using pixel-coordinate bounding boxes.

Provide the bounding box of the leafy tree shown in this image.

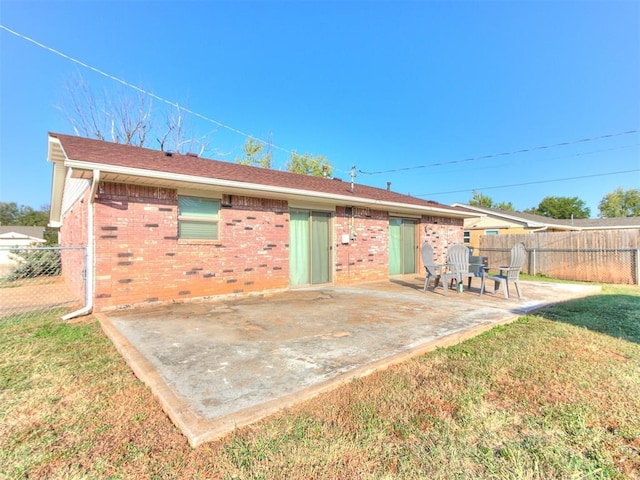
[536,196,590,219]
[0,202,57,244]
[0,202,19,225]
[235,137,272,168]
[0,202,48,226]
[598,187,640,217]
[18,207,48,226]
[495,201,515,211]
[286,151,333,177]
[469,191,493,208]
[467,192,515,210]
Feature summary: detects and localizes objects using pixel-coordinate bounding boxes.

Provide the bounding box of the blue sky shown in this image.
[1,0,639,217]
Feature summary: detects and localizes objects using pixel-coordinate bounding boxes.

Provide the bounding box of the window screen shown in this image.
[178,196,220,239]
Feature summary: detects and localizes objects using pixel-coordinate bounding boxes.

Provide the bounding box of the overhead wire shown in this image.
[2,23,638,190]
[411,143,640,177]
[417,169,640,197]
[0,24,293,154]
[359,129,640,175]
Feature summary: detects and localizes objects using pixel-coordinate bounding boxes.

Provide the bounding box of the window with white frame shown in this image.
[484,229,499,235]
[178,196,220,239]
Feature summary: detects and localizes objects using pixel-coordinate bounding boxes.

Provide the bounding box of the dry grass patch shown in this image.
[1,284,639,479]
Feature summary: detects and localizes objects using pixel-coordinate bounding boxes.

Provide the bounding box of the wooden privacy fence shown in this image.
[478,229,640,285]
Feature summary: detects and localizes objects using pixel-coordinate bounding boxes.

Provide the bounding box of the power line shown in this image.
[418,143,640,178]
[359,130,640,175]
[0,24,293,154]
[3,23,637,180]
[417,169,640,197]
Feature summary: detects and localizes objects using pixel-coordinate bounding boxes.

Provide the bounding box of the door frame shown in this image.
[289,208,334,286]
[388,216,419,275]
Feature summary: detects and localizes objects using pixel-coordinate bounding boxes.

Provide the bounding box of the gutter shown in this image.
[62,169,99,320]
[62,159,477,219]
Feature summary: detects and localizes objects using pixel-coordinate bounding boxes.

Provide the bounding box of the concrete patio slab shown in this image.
[95,277,601,447]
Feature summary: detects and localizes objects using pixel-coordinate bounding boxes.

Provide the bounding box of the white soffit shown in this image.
[63,159,473,219]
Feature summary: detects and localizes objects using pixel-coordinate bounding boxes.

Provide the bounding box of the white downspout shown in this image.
[63,169,99,320]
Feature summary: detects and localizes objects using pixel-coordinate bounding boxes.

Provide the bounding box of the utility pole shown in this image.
[350,165,356,193]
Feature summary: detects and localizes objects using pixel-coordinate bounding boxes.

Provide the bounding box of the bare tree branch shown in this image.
[58,73,213,155]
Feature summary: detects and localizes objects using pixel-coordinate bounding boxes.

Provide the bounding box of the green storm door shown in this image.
[389,218,418,275]
[289,210,331,286]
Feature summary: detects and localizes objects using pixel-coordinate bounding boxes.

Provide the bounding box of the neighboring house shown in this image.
[453,204,640,251]
[48,133,477,312]
[0,226,46,277]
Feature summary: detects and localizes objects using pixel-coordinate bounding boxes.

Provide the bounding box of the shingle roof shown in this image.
[0,226,46,239]
[565,217,640,228]
[50,132,467,214]
[455,204,640,229]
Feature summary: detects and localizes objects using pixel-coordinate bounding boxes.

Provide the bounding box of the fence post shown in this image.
[636,249,640,286]
[531,248,536,276]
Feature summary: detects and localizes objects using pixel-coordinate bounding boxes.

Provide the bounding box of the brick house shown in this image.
[48,133,474,312]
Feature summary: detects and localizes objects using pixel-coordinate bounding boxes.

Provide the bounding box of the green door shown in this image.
[389,218,403,275]
[389,218,418,275]
[290,210,332,286]
[311,212,331,284]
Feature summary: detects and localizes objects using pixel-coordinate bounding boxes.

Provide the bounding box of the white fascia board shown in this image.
[48,137,68,225]
[63,159,474,219]
[47,136,69,164]
[546,224,580,231]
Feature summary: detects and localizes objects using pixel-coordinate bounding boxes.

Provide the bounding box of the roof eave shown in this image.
[63,158,474,218]
[47,136,67,227]
[546,224,581,231]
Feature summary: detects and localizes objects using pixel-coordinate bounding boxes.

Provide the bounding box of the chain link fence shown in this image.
[478,247,640,285]
[0,246,86,322]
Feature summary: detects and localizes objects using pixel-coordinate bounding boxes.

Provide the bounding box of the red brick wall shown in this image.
[333,209,464,283]
[421,215,465,265]
[59,187,89,302]
[78,181,464,310]
[334,207,389,284]
[93,183,289,310]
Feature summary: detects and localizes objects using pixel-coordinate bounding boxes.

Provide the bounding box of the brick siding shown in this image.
[421,215,465,264]
[334,206,389,283]
[93,183,289,310]
[59,187,89,302]
[63,182,464,311]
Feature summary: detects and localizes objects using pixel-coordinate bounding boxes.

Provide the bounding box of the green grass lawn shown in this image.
[1,284,639,479]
